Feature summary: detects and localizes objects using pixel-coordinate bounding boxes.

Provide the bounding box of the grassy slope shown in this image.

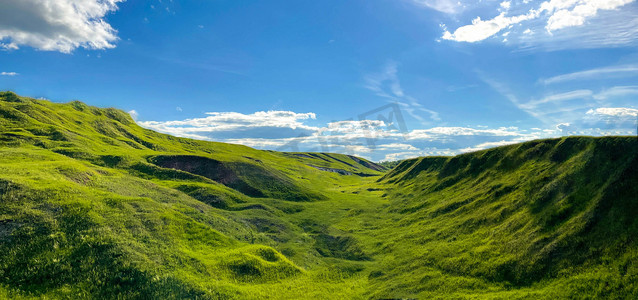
[0,91,636,299]
[370,136,638,298]
[0,92,384,299]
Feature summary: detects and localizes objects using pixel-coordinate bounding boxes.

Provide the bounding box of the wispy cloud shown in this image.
[365,61,440,123]
[0,0,124,53]
[480,65,638,127]
[0,72,18,76]
[541,64,638,85]
[128,110,139,121]
[411,0,464,14]
[520,89,593,109]
[593,86,638,100]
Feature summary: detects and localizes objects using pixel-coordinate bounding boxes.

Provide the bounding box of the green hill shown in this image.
[371,136,638,298]
[0,91,636,299]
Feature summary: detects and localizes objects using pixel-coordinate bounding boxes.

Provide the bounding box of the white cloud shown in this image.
[138,106,542,161]
[500,1,511,11]
[556,122,573,130]
[586,107,638,119]
[408,126,523,139]
[382,148,456,161]
[326,120,387,133]
[542,64,638,84]
[138,110,319,140]
[145,111,316,129]
[545,0,635,31]
[128,109,138,121]
[459,140,519,153]
[441,0,636,46]
[0,72,18,76]
[442,11,539,42]
[411,0,463,14]
[538,0,582,13]
[519,8,638,51]
[376,143,419,151]
[0,0,124,53]
[409,125,522,144]
[223,137,304,149]
[138,107,634,162]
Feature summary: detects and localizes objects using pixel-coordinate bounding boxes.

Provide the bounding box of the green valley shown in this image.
[0,91,636,299]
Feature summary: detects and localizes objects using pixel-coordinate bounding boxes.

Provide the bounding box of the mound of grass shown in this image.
[149,155,323,201]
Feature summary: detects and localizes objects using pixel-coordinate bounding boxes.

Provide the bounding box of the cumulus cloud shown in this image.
[442,11,539,42]
[500,1,512,10]
[0,72,18,76]
[137,106,543,161]
[0,0,124,53]
[586,107,638,119]
[138,106,635,162]
[538,107,638,135]
[139,110,319,140]
[544,0,635,31]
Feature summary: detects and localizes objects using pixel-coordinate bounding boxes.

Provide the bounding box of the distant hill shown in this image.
[0,91,636,299]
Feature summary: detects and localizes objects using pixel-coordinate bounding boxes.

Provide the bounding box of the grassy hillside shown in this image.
[371,136,638,298]
[0,91,636,299]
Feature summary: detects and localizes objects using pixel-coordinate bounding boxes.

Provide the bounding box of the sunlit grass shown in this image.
[0,91,636,298]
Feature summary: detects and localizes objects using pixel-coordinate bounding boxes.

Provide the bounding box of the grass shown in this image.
[0,91,637,299]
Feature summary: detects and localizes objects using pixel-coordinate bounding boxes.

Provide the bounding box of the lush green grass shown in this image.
[370,136,638,298]
[0,91,636,299]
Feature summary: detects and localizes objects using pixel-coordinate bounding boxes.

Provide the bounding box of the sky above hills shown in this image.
[1,0,637,161]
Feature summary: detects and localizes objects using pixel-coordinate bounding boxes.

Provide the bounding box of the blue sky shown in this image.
[1,0,637,161]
